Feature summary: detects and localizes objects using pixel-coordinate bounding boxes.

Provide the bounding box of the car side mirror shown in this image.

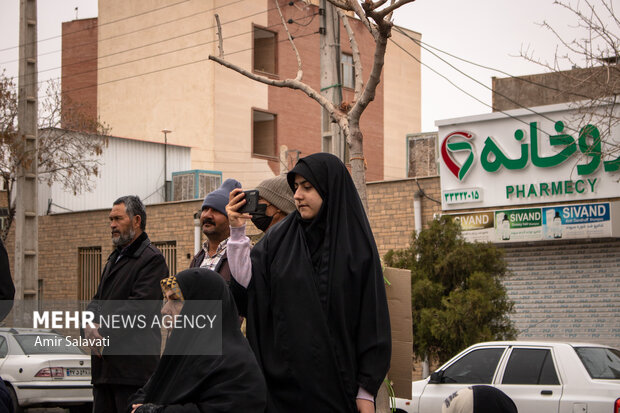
[428,371,443,384]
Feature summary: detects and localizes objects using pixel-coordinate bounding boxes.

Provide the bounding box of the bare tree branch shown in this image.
[274,0,303,81]
[215,14,224,57]
[339,10,364,100]
[207,0,417,210]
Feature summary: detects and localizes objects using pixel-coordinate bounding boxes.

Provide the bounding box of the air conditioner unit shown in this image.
[172,170,222,201]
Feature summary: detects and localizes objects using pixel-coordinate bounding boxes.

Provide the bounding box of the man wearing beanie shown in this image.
[189,179,241,284]
[225,175,296,315]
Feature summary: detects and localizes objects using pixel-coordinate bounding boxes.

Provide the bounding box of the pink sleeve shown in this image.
[227,225,252,288]
[356,386,374,402]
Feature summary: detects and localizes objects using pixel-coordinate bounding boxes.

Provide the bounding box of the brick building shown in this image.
[61,0,421,188]
[436,91,620,348]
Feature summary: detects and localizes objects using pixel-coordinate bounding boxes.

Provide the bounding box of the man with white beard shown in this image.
[85,195,169,413]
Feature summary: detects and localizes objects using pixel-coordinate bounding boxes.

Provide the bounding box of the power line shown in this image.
[14,6,318,92]
[407,34,593,101]
[0,0,250,65]
[51,31,319,97]
[0,0,260,67]
[0,0,192,53]
[389,36,564,141]
[393,26,562,129]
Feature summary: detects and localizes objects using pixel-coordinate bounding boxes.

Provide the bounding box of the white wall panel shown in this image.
[39,136,191,214]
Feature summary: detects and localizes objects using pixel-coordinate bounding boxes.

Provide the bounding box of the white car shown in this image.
[0,328,92,413]
[392,341,620,413]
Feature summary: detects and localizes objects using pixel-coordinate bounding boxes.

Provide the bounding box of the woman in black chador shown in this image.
[128,268,266,413]
[239,153,392,413]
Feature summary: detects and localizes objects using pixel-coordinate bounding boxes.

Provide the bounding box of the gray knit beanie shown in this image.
[202,178,242,216]
[255,175,296,214]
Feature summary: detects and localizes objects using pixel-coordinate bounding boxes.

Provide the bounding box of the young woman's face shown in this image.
[293,174,323,220]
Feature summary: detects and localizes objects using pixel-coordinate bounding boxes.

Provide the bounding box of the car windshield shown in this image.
[574,346,620,379]
[14,334,85,355]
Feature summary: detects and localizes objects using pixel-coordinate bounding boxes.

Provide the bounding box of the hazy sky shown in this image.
[0,0,599,131]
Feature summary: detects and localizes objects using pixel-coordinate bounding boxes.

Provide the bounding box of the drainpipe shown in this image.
[413,189,422,234]
[193,211,201,255]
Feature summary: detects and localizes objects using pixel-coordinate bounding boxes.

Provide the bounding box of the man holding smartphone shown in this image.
[189,178,242,282]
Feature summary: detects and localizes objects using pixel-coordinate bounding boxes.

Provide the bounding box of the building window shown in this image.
[341,53,355,89]
[78,246,102,302]
[252,109,277,157]
[153,241,177,276]
[254,26,277,75]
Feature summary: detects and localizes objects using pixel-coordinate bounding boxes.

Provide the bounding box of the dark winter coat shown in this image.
[87,232,169,386]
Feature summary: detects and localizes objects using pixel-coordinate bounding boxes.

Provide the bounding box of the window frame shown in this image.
[252,24,278,77]
[439,346,507,384]
[500,347,560,385]
[251,108,278,159]
[341,52,355,89]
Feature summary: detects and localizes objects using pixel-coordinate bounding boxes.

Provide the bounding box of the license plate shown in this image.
[66,368,90,377]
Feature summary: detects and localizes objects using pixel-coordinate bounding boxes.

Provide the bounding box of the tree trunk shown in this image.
[348,119,368,212]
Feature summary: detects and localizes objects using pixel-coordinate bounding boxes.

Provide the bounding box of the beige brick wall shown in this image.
[368,176,442,258]
[4,178,440,299]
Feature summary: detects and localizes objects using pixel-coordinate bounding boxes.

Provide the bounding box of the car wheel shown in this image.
[6,384,24,413]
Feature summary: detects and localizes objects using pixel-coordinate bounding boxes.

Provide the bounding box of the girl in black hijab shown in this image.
[128,268,266,413]
[241,153,391,413]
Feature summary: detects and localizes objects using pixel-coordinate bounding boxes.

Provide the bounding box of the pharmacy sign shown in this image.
[437,103,620,210]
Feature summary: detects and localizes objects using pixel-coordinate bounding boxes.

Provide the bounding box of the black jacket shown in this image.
[87,232,169,386]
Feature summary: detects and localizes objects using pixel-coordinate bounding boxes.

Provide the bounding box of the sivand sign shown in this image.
[437,102,620,210]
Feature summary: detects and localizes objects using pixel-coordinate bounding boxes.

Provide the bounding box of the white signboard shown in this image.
[449,202,620,243]
[437,102,620,210]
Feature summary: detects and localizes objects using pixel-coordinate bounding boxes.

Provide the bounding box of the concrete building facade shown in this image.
[61,0,421,188]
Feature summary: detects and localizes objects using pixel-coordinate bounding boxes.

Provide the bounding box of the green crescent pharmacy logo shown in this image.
[440,131,475,181]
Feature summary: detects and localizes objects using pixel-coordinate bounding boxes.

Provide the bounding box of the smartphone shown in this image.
[238,190,259,214]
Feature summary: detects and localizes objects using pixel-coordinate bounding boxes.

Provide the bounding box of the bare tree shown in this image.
[209,0,415,209]
[0,71,109,240]
[517,0,620,165]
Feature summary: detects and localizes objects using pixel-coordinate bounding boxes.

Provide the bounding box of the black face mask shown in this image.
[251,204,273,232]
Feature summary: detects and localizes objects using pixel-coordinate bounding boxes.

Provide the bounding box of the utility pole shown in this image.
[319,0,344,161]
[15,0,39,307]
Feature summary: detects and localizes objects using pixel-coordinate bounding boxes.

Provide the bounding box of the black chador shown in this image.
[129,268,266,413]
[244,153,392,413]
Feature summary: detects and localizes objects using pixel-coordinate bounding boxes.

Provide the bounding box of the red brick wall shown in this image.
[61,18,98,131]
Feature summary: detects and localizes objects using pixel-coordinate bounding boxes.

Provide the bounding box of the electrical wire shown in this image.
[0,0,192,53]
[0,0,250,66]
[388,36,566,142]
[54,30,318,97]
[404,32,593,101]
[11,3,317,93]
[393,26,563,129]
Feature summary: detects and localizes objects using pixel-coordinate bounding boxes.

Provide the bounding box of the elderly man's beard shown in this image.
[112,227,135,247]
